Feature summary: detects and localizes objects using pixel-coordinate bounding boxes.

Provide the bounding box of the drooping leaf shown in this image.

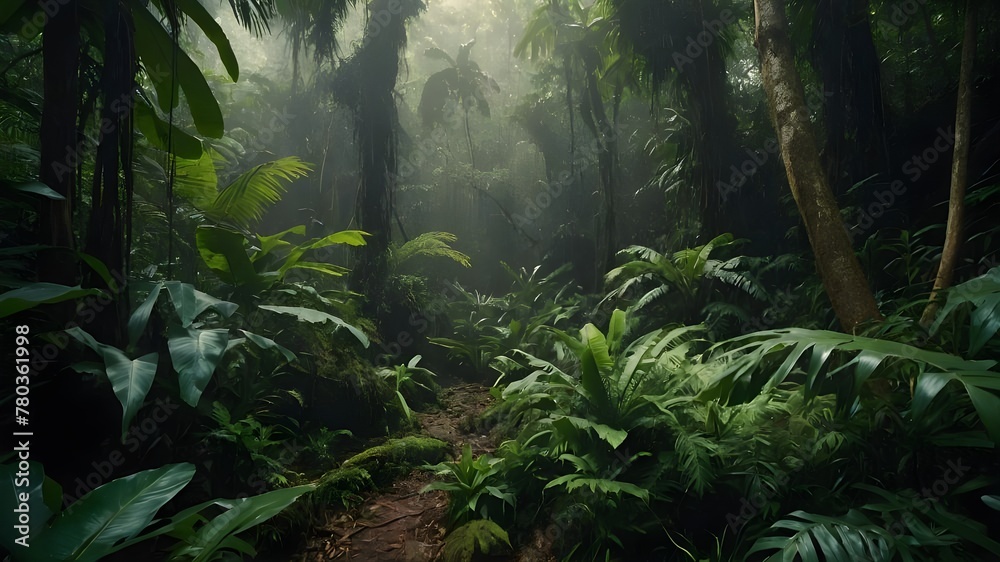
[132,6,224,137]
[0,283,105,318]
[195,225,261,288]
[257,305,369,347]
[104,350,160,441]
[168,485,315,561]
[133,97,203,159]
[163,281,238,327]
[176,0,239,81]
[167,325,229,407]
[239,329,296,362]
[38,464,194,562]
[128,283,163,349]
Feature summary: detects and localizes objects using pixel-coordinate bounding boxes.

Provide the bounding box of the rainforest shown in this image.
[1,0,999,560]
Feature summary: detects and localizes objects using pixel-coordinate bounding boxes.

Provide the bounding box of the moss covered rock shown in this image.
[313,466,377,508]
[341,436,449,485]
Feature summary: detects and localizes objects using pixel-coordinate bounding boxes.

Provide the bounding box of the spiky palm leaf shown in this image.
[207,156,312,228]
[393,232,471,268]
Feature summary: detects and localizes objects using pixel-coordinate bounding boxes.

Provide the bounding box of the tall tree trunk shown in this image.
[83,2,136,347]
[754,0,882,332]
[340,0,424,324]
[580,62,617,288]
[920,0,977,328]
[37,0,80,286]
[812,0,887,199]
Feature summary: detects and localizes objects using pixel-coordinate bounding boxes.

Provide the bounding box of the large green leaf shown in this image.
[65,327,159,440]
[167,326,229,407]
[257,305,369,347]
[195,225,263,288]
[176,0,239,81]
[929,266,1000,357]
[132,6,224,137]
[0,283,104,318]
[128,283,163,349]
[105,350,160,441]
[255,225,306,261]
[912,371,1000,442]
[133,97,203,159]
[239,329,296,362]
[169,485,315,561]
[700,328,996,406]
[163,281,238,327]
[37,464,195,562]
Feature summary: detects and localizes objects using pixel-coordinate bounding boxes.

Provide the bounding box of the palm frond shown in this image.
[393,231,471,268]
[207,156,312,228]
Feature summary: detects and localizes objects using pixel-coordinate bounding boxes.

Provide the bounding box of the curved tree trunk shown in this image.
[920,0,977,328]
[754,0,882,332]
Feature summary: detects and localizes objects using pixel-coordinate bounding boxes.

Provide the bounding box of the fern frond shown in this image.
[394,231,471,268]
[207,156,312,227]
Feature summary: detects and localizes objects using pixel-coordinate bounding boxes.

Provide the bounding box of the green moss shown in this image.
[313,466,376,508]
[341,436,450,485]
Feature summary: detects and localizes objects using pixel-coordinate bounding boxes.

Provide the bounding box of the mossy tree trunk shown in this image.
[754,0,882,332]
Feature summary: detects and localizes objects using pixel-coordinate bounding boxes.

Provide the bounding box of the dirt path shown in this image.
[296,383,500,561]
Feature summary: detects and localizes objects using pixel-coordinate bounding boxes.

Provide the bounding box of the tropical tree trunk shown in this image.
[754,0,882,332]
[82,2,137,347]
[920,0,977,328]
[580,62,617,287]
[37,0,80,286]
[338,0,425,322]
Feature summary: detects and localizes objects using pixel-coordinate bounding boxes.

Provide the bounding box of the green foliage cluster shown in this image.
[427,265,1000,561]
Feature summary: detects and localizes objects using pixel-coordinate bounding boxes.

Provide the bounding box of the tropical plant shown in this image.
[378,355,438,421]
[439,519,513,562]
[419,40,500,167]
[0,461,314,561]
[698,326,1000,442]
[601,233,765,325]
[174,154,314,229]
[747,483,1000,561]
[392,231,472,270]
[422,444,516,526]
[64,281,240,438]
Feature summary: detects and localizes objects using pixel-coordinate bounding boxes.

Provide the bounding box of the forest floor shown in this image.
[295,382,536,561]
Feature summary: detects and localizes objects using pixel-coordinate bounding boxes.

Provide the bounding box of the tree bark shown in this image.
[754,0,882,332]
[919,0,976,328]
[37,0,80,286]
